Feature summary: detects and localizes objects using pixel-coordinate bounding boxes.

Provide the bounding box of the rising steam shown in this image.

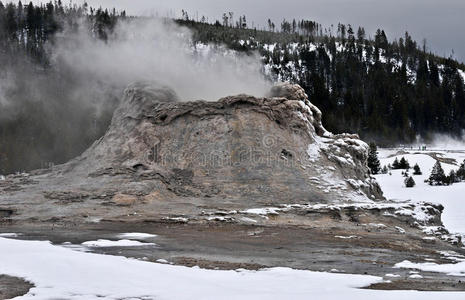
[0,17,271,173]
[52,18,271,101]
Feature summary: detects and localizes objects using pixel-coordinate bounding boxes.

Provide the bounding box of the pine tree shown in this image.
[399,157,410,169]
[392,158,400,169]
[413,163,422,175]
[427,161,446,186]
[381,165,388,174]
[367,142,381,174]
[447,170,457,185]
[457,160,465,181]
[405,176,415,188]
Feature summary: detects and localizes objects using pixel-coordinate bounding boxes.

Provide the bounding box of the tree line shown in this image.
[1,2,465,173]
[177,14,465,144]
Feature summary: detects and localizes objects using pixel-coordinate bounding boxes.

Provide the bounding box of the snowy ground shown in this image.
[376,148,465,235]
[1,236,465,300]
[375,147,465,279]
[3,147,465,298]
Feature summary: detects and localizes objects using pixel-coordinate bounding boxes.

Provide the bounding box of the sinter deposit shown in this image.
[2,83,446,227]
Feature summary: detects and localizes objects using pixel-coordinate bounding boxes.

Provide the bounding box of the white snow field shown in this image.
[1,236,465,300]
[375,147,465,279]
[375,148,465,235]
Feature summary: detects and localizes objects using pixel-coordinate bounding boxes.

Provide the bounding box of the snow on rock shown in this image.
[276,201,443,226]
[162,217,189,223]
[438,251,465,262]
[395,226,406,234]
[242,207,281,216]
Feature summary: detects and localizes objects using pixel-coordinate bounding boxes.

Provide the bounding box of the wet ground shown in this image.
[2,218,465,295]
[0,276,33,300]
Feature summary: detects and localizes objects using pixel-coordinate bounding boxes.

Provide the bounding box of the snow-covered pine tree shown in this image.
[405,176,415,188]
[367,142,381,174]
[381,165,388,174]
[399,157,410,169]
[447,170,458,185]
[457,160,465,181]
[413,163,422,175]
[427,161,446,186]
[392,158,400,169]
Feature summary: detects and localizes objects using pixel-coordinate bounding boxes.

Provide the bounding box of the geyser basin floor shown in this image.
[2,235,465,300]
[2,219,465,295]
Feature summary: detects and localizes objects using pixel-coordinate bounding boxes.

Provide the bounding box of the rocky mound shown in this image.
[0,82,383,222]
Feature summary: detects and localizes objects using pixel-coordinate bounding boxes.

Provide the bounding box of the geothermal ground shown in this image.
[1,84,465,299]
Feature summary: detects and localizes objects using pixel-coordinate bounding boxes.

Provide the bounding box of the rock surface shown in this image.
[2,83,463,293]
[1,82,383,222]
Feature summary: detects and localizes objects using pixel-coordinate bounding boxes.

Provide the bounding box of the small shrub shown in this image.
[381,165,389,174]
[405,176,415,188]
[413,163,422,175]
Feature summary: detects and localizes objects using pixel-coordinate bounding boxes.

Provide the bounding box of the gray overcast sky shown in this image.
[33,0,465,62]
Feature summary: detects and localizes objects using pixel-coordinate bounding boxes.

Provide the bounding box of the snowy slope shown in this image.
[375,148,465,235]
[206,38,465,85]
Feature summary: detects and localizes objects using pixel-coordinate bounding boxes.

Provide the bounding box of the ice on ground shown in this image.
[2,237,465,299]
[82,239,156,247]
[117,233,157,239]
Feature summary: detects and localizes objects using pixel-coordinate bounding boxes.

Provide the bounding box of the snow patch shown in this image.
[335,235,360,239]
[82,239,156,247]
[242,207,280,216]
[117,233,157,240]
[0,233,19,237]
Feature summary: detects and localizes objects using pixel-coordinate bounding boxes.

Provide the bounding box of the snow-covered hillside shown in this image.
[197,40,465,85]
[375,148,465,237]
